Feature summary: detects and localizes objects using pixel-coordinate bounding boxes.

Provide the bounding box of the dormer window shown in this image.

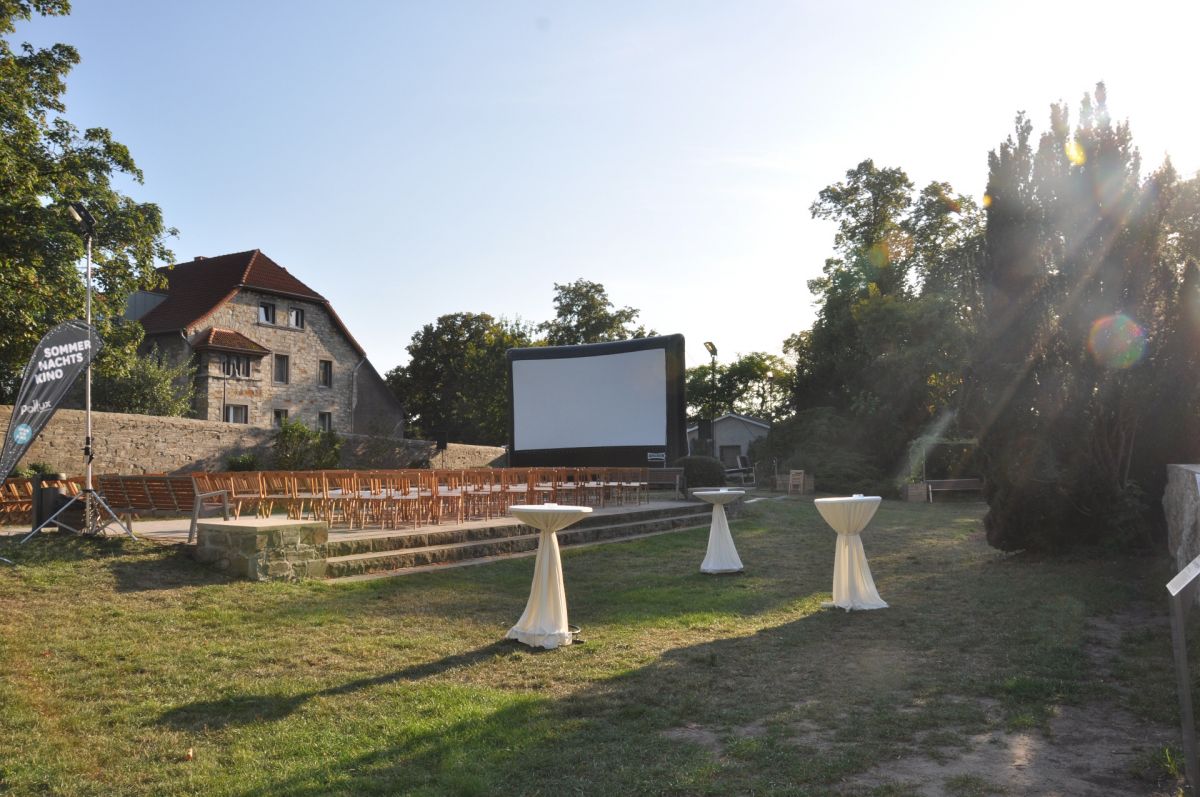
[259,302,276,324]
[288,307,305,329]
[222,354,251,378]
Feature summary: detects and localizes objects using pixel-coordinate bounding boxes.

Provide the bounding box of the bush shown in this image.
[225,453,260,471]
[674,455,726,490]
[12,462,59,478]
[271,419,343,470]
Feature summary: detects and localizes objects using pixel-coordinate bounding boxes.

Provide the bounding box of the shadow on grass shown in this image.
[158,640,517,731]
[107,546,234,592]
[0,530,136,565]
[217,612,885,797]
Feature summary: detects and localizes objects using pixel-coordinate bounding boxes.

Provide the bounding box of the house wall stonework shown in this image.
[189,289,360,431]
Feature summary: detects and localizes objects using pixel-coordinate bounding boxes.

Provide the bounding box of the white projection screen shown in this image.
[507,335,687,467]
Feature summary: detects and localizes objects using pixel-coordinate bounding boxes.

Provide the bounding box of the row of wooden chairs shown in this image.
[192,468,651,531]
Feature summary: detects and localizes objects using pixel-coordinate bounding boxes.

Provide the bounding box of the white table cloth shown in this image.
[694,489,745,573]
[506,503,592,649]
[814,495,888,611]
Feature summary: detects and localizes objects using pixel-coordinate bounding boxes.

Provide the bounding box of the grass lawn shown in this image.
[0,497,1189,795]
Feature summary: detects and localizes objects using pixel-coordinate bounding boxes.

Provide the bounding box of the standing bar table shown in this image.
[694,489,745,573]
[507,503,592,649]
[814,494,888,610]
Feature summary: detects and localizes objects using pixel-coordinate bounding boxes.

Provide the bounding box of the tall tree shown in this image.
[385,313,532,445]
[790,160,978,482]
[686,353,791,423]
[537,279,651,345]
[972,85,1189,551]
[0,1,175,400]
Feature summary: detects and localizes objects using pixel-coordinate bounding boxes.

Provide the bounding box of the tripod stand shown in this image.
[5,202,137,560]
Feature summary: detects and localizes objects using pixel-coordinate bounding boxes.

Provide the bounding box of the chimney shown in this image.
[194,255,206,261]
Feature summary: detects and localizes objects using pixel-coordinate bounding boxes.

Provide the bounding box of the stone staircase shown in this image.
[324,501,722,581]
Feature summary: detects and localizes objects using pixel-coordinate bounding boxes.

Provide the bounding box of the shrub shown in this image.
[674,455,726,490]
[271,419,343,470]
[225,453,260,472]
[12,462,59,478]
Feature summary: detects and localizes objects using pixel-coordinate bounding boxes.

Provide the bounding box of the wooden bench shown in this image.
[645,467,684,500]
[95,473,229,541]
[926,478,983,502]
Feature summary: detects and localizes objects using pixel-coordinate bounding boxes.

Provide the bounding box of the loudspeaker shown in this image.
[435,430,448,451]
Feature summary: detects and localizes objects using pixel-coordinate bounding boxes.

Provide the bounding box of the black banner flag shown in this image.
[0,320,102,484]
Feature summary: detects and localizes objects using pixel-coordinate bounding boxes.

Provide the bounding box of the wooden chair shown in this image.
[325,471,361,529]
[787,470,808,495]
[530,469,558,505]
[260,471,296,518]
[292,471,325,520]
[501,468,529,509]
[435,470,464,524]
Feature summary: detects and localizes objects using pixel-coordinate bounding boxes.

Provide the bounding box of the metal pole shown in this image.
[709,352,716,457]
[83,231,95,532]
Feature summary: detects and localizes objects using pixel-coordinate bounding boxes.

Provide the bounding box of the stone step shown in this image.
[323,506,715,579]
[324,503,710,558]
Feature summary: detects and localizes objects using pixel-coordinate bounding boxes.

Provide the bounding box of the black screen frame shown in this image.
[506,335,687,467]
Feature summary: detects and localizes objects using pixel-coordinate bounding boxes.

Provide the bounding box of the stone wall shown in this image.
[2,405,507,475]
[194,517,329,580]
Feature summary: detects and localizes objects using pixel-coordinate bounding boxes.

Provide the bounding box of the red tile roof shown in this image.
[137,249,365,356]
[192,327,270,355]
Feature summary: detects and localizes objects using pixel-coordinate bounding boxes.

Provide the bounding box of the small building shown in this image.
[687,412,770,467]
[127,249,404,435]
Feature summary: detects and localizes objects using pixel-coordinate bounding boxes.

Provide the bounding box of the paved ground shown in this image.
[0,498,705,548]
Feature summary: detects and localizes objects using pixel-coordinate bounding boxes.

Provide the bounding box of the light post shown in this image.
[67,202,97,531]
[704,341,717,458]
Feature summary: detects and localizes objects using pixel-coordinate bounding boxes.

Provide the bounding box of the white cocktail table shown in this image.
[506,503,592,649]
[694,489,745,573]
[813,494,888,611]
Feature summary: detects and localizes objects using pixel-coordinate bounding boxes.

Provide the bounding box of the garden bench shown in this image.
[926,478,983,502]
[94,474,229,542]
[645,467,684,500]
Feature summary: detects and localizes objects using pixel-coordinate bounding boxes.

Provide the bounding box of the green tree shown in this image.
[971,84,1190,551]
[537,279,652,345]
[0,1,175,400]
[91,345,194,416]
[686,353,790,422]
[386,313,532,445]
[788,160,978,481]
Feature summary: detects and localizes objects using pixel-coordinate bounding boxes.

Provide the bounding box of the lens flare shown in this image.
[1087,314,1146,369]
[1065,139,1087,166]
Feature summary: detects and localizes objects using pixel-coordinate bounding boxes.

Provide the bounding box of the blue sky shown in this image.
[14,1,1200,372]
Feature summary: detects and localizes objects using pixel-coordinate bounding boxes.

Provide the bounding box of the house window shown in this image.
[318,360,332,387]
[273,409,289,427]
[318,412,333,432]
[273,354,289,384]
[222,353,250,378]
[259,302,276,324]
[224,404,248,424]
[288,307,305,329]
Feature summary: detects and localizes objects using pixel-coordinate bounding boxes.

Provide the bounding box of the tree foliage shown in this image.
[91,345,194,416]
[271,419,342,471]
[971,84,1199,551]
[785,159,982,481]
[538,279,651,345]
[685,352,790,423]
[0,1,175,400]
[385,313,532,445]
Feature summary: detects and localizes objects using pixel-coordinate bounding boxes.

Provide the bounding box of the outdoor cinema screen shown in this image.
[507,335,686,467]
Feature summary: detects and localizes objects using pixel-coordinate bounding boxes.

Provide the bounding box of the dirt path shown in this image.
[844,608,1183,796]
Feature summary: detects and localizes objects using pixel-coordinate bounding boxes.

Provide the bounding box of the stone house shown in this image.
[127,249,404,435]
